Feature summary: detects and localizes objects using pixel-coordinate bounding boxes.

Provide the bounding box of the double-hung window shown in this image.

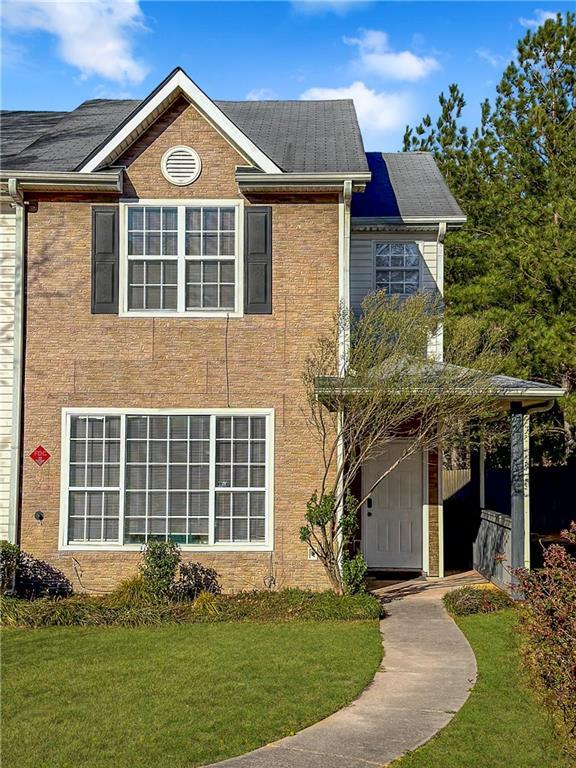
[63,410,273,549]
[375,242,421,295]
[124,201,241,315]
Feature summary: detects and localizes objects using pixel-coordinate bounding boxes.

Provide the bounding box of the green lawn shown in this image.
[1,620,382,768]
[394,610,571,768]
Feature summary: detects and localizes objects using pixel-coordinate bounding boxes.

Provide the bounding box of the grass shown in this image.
[1,620,382,768]
[393,609,571,768]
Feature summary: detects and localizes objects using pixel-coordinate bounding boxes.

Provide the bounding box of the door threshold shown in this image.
[367,569,423,579]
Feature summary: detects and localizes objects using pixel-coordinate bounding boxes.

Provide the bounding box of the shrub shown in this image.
[15,552,73,599]
[0,545,73,599]
[191,590,222,617]
[106,576,152,607]
[0,541,20,594]
[139,540,181,601]
[342,553,368,595]
[0,588,382,628]
[443,585,515,616]
[516,522,576,754]
[172,562,221,601]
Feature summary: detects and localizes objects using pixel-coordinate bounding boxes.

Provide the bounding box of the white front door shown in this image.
[362,442,423,569]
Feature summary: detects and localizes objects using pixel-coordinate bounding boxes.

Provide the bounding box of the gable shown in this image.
[119,97,252,199]
[79,68,281,174]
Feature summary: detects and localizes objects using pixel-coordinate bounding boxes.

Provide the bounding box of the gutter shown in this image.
[0,170,123,193]
[352,215,466,231]
[236,170,371,192]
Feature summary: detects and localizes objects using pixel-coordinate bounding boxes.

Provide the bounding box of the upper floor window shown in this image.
[123,201,242,316]
[375,242,421,296]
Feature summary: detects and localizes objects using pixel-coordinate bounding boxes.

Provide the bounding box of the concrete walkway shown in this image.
[205,572,482,768]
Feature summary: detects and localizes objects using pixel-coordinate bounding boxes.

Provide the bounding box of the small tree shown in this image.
[300,292,504,594]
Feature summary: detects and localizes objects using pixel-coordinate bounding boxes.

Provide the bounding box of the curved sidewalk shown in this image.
[206,573,481,768]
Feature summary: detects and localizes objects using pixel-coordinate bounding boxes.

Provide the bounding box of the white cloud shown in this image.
[300,80,412,134]
[2,0,148,83]
[519,9,557,29]
[476,48,506,68]
[344,28,440,81]
[246,88,279,101]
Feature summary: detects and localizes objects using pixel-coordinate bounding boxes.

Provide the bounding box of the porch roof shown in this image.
[316,361,565,411]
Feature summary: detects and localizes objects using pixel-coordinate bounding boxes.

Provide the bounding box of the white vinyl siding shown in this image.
[0,205,16,540]
[350,231,443,361]
[60,408,274,551]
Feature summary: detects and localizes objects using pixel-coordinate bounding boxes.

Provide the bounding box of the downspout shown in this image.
[434,221,446,362]
[7,179,25,544]
[435,221,447,576]
[338,180,352,371]
[336,181,353,580]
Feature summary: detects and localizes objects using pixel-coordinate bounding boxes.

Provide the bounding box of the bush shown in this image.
[0,543,72,599]
[106,576,152,607]
[516,522,576,754]
[443,585,514,616]
[0,588,382,628]
[342,553,368,595]
[15,552,73,599]
[0,541,19,594]
[139,540,181,601]
[172,562,221,601]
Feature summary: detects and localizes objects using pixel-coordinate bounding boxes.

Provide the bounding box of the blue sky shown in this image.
[1,1,570,151]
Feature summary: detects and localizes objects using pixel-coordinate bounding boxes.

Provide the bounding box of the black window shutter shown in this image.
[91,206,119,314]
[244,206,272,314]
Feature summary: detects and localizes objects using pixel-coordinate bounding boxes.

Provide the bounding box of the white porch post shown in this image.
[510,402,530,572]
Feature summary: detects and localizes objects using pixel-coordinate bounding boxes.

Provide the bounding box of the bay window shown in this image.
[124,201,241,315]
[63,410,272,549]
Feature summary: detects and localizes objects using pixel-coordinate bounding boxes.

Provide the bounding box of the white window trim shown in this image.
[371,240,423,297]
[119,198,245,319]
[59,407,274,552]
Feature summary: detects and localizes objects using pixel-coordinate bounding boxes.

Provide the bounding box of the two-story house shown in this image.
[0,68,564,592]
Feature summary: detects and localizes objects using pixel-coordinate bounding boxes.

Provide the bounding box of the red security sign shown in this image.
[30,445,51,466]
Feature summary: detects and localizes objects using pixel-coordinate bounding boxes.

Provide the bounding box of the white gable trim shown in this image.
[78,69,282,174]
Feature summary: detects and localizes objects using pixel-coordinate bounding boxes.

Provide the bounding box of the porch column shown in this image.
[510,402,530,572]
[469,421,482,512]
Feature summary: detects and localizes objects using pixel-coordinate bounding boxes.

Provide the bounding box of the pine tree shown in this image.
[404,13,576,461]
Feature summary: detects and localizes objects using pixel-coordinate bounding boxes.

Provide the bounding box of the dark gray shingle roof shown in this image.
[218,99,367,173]
[352,151,465,220]
[1,100,140,171]
[1,97,368,174]
[1,110,68,167]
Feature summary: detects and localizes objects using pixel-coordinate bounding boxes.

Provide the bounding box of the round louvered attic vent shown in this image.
[161,145,202,186]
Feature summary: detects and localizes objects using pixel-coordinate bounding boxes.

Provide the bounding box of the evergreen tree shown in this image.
[404,13,576,462]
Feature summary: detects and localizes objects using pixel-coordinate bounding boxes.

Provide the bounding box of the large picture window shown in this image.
[375,242,421,295]
[124,202,241,314]
[63,410,272,549]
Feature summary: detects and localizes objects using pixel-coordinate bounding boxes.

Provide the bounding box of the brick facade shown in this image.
[19,98,338,592]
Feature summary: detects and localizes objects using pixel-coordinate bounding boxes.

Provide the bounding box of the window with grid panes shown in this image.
[66,413,269,547]
[126,204,238,313]
[375,243,421,295]
[68,416,121,543]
